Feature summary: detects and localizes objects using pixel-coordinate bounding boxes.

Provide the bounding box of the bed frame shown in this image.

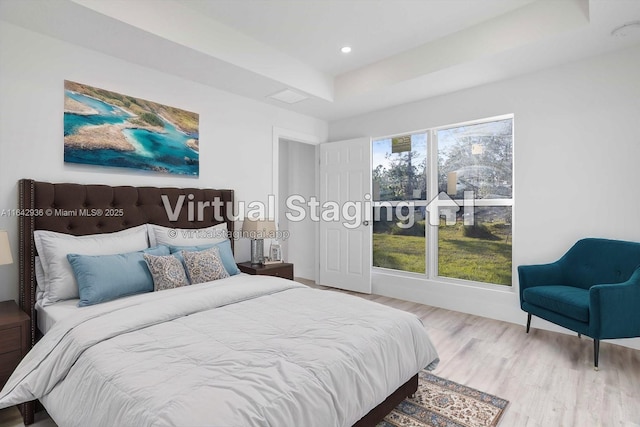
[17,179,417,426]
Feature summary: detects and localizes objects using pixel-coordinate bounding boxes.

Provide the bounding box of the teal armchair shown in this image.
[518,238,640,369]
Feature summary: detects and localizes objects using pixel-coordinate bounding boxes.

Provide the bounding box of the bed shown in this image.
[0,179,439,426]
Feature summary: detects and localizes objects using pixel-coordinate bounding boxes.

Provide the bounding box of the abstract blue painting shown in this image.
[64,80,199,176]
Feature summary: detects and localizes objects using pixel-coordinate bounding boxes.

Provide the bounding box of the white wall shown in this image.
[330,44,640,350]
[0,21,327,303]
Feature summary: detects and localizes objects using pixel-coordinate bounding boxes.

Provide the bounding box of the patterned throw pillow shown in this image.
[182,246,230,285]
[143,254,190,291]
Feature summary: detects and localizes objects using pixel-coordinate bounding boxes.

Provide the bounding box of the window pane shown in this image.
[438,119,512,200]
[437,206,512,285]
[372,133,427,201]
[373,205,425,274]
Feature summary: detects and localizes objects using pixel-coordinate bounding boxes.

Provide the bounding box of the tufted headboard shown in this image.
[18,179,235,344]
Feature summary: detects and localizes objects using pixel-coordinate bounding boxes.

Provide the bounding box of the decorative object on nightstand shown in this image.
[242,218,276,266]
[0,230,12,266]
[269,239,282,263]
[237,262,294,280]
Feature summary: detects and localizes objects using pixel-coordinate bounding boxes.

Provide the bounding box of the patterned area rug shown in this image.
[378,371,509,427]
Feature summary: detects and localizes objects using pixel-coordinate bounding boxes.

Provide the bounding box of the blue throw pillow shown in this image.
[68,245,170,307]
[168,239,240,276]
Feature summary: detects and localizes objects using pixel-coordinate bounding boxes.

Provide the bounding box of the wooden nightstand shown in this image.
[0,300,30,387]
[0,301,33,425]
[237,262,294,280]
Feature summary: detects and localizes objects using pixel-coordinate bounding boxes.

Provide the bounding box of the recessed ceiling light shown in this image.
[340,46,352,54]
[611,21,640,38]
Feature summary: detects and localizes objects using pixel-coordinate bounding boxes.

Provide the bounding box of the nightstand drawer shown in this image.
[0,326,21,353]
[271,268,293,280]
[0,349,21,378]
[237,262,294,280]
[0,300,32,423]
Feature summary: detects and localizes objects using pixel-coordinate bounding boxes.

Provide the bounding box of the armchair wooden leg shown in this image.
[594,339,600,371]
[526,313,531,333]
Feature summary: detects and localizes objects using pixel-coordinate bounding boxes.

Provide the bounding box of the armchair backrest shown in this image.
[559,238,640,289]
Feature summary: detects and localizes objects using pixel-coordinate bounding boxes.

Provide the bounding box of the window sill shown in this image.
[372,266,515,293]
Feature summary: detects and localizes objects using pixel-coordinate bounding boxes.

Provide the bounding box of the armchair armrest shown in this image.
[589,267,640,339]
[517,261,564,303]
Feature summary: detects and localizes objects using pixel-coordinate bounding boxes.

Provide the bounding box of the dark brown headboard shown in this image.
[18,179,235,345]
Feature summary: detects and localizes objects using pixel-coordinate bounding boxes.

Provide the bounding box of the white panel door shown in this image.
[319,137,371,293]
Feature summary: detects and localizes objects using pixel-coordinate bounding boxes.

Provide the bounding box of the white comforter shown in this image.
[0,275,439,427]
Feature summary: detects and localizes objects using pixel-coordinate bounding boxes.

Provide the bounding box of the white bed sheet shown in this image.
[2,275,439,427]
[35,299,81,334]
[34,273,251,334]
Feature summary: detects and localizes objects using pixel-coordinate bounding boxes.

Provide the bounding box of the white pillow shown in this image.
[35,256,45,304]
[147,223,228,247]
[35,225,149,306]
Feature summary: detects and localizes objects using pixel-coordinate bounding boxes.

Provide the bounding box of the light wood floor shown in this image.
[302,280,640,427]
[2,279,639,427]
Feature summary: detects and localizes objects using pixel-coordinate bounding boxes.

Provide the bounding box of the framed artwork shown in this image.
[64,80,199,176]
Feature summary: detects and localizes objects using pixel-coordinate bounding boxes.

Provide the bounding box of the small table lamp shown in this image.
[0,230,13,266]
[242,219,276,265]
